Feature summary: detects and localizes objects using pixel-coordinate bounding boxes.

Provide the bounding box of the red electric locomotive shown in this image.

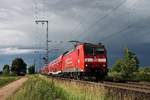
[42,43,108,80]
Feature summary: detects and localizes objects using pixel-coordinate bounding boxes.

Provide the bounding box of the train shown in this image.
[40,43,108,80]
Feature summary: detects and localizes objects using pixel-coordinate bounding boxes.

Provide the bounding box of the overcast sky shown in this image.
[0,0,150,66]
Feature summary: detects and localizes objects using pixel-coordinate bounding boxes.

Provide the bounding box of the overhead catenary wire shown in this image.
[99,0,140,42]
[34,0,100,40]
[72,0,127,39]
[34,0,119,41]
[82,0,147,43]
[33,0,140,44]
[69,1,105,35]
[33,0,137,47]
[33,0,76,39]
[100,15,150,43]
[33,0,135,47]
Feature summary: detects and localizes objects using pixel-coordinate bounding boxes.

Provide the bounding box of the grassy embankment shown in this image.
[8,75,107,100]
[0,76,19,87]
[8,75,68,100]
[53,78,107,100]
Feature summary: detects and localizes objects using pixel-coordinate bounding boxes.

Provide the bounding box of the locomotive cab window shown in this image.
[95,48,104,55]
[84,46,93,55]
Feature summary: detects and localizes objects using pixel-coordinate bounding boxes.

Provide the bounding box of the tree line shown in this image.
[2,58,35,76]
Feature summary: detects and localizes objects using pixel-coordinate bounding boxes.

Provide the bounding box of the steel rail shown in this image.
[49,76,150,94]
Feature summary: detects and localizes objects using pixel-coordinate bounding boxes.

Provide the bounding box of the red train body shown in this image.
[40,66,49,74]
[41,43,108,79]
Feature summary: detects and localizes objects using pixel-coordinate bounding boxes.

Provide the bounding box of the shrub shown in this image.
[134,67,150,81]
[28,65,35,74]
[110,48,139,81]
[11,58,27,76]
[2,64,10,76]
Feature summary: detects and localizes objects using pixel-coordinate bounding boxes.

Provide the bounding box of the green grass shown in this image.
[7,75,107,100]
[0,76,19,87]
[53,78,107,100]
[7,75,68,100]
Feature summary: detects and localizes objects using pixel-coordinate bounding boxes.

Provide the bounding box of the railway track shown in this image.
[127,81,150,87]
[46,76,150,100]
[102,81,150,94]
[49,76,150,94]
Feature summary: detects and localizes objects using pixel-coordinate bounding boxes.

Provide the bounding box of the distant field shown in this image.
[0,76,19,87]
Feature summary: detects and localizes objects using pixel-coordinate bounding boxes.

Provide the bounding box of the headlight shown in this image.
[84,58,93,62]
[98,58,106,62]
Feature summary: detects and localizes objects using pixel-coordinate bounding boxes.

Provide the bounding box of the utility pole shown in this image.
[35,20,49,65]
[34,51,39,71]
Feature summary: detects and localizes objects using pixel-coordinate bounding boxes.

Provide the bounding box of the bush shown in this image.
[2,64,10,76]
[28,65,35,74]
[10,72,17,76]
[11,58,27,76]
[134,67,150,81]
[110,48,139,81]
[107,71,126,82]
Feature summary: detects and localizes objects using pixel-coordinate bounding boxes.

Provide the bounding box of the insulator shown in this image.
[36,22,38,24]
[42,22,45,25]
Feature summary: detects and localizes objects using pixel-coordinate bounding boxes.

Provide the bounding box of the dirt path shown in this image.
[0,77,28,100]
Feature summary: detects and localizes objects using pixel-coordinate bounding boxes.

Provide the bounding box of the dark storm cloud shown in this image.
[78,0,150,44]
[0,0,150,66]
[0,0,145,48]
